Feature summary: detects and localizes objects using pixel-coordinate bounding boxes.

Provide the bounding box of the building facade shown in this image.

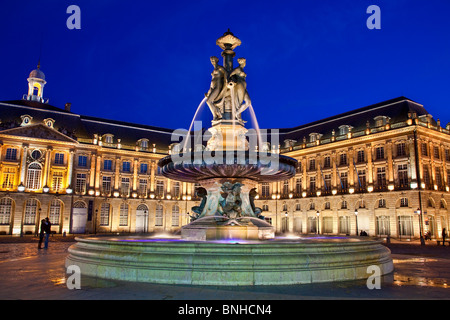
[0,65,449,239]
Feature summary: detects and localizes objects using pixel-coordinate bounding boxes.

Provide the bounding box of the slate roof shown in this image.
[278,96,433,144]
[0,96,435,151]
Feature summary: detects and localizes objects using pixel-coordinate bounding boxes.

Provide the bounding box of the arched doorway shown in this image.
[136,204,149,233]
[72,201,87,234]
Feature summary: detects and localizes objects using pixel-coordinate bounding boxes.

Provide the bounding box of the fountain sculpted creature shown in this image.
[218,182,243,222]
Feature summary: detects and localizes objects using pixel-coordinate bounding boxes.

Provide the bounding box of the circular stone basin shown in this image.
[158,151,298,183]
[65,236,393,286]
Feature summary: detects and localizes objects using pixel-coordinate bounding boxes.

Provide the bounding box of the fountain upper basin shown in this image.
[158,151,297,183]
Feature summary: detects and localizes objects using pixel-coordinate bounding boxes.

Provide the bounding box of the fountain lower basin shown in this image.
[65,235,394,286]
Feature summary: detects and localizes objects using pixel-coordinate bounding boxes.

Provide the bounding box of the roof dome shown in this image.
[28,64,45,80]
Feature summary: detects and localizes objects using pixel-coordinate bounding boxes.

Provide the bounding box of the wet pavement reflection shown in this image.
[0,238,449,299]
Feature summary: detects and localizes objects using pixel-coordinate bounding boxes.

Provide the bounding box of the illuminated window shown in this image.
[49,199,62,225]
[0,198,12,225]
[2,168,15,189]
[121,177,130,197]
[172,205,180,226]
[51,172,64,192]
[100,203,110,226]
[122,161,131,172]
[26,163,42,190]
[55,153,64,164]
[119,203,129,226]
[155,204,163,226]
[24,199,38,225]
[5,148,17,161]
[75,173,87,194]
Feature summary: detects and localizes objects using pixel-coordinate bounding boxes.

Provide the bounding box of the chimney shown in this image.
[65,103,71,112]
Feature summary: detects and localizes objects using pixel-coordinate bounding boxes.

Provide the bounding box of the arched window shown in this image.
[282,203,288,212]
[0,198,12,225]
[73,201,86,208]
[24,199,38,225]
[119,203,129,226]
[172,205,180,226]
[49,199,62,225]
[137,204,148,211]
[155,204,163,226]
[100,203,110,226]
[26,163,42,190]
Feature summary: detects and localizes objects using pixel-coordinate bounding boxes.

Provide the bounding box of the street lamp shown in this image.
[416,208,425,245]
[355,209,359,236]
[316,210,320,234]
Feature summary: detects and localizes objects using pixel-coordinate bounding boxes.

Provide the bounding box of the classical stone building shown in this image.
[0,65,448,240]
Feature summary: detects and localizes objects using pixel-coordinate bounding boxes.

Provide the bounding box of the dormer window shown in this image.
[43,118,55,128]
[20,115,32,126]
[338,125,353,136]
[138,139,149,150]
[374,116,390,127]
[309,133,322,143]
[103,134,114,144]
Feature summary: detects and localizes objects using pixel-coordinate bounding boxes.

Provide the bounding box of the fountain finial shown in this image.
[216,29,241,50]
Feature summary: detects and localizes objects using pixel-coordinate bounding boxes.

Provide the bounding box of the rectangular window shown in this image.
[2,168,15,189]
[173,182,181,198]
[375,146,384,160]
[100,203,110,226]
[295,178,301,194]
[282,180,289,196]
[139,179,148,197]
[140,163,148,174]
[102,176,112,194]
[323,156,331,168]
[309,159,316,171]
[309,176,316,193]
[156,180,164,197]
[396,143,406,157]
[52,172,64,192]
[121,177,130,197]
[119,204,129,226]
[75,173,87,194]
[122,161,131,172]
[324,174,331,191]
[155,205,163,226]
[446,149,450,162]
[434,146,440,159]
[340,172,348,190]
[54,153,64,165]
[357,150,365,163]
[377,167,386,189]
[78,155,87,167]
[398,164,408,188]
[104,159,112,171]
[5,148,17,161]
[261,183,270,198]
[339,153,347,166]
[357,169,366,190]
[421,143,428,156]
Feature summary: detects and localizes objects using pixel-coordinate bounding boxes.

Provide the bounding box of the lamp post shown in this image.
[416,208,425,245]
[355,209,359,236]
[316,210,320,234]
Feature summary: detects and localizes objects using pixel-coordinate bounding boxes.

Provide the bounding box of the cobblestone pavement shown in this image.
[0,236,449,300]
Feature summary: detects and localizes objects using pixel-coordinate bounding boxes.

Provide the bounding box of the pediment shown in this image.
[0,124,78,143]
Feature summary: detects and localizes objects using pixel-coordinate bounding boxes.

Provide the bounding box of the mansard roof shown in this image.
[278,96,434,143]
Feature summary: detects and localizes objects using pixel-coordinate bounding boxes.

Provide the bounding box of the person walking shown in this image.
[43,217,52,249]
[38,219,46,249]
[442,228,447,246]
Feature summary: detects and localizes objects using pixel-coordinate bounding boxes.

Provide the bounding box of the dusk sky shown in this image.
[1,0,450,131]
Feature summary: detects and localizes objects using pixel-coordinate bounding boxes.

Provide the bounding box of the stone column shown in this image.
[67,149,74,189]
[42,147,52,188]
[19,144,29,185]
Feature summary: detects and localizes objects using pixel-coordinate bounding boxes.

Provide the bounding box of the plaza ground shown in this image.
[0,235,449,300]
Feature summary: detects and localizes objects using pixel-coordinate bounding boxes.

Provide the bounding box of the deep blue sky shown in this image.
[1,0,450,131]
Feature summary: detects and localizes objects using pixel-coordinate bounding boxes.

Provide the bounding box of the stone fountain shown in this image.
[65,30,394,286]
